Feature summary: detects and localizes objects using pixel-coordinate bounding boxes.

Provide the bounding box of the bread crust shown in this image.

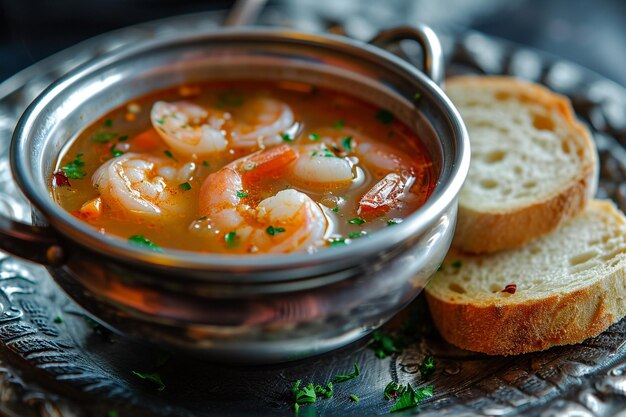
[447,76,598,254]
[425,267,626,355]
[426,200,626,355]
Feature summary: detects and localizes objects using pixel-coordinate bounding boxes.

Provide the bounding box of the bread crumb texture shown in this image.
[426,200,626,355]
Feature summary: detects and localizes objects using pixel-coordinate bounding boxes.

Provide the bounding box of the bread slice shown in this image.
[425,200,626,355]
[446,76,598,254]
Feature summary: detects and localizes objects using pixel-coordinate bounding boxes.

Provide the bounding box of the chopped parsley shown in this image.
[451,260,462,269]
[163,150,176,160]
[118,135,129,142]
[348,231,366,239]
[61,153,87,179]
[132,371,165,392]
[315,382,334,399]
[202,160,210,167]
[308,132,321,141]
[111,146,124,157]
[332,119,345,130]
[281,133,294,142]
[390,384,433,413]
[103,119,114,128]
[384,381,405,400]
[332,361,360,383]
[341,136,353,152]
[107,411,119,417]
[266,226,286,236]
[236,190,248,198]
[91,132,118,143]
[224,231,238,248]
[53,316,64,324]
[350,394,360,403]
[216,90,244,107]
[179,182,192,191]
[331,206,339,213]
[376,110,394,125]
[369,331,400,359]
[197,216,207,221]
[128,235,162,252]
[243,163,257,171]
[413,92,423,103]
[329,238,346,247]
[419,356,436,379]
[387,219,401,226]
[292,379,334,412]
[156,117,165,124]
[348,217,366,225]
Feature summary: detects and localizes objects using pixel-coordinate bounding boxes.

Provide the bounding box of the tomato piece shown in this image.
[358,173,406,217]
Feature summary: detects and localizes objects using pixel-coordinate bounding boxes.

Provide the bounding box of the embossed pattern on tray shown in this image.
[0,12,626,417]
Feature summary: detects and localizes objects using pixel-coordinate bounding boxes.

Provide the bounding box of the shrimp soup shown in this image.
[52,81,436,254]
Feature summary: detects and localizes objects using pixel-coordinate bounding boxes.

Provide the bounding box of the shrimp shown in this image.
[304,127,420,217]
[230,98,295,149]
[198,145,328,253]
[93,153,196,217]
[151,101,228,157]
[288,143,355,190]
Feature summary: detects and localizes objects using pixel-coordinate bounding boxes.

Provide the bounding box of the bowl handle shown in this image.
[370,25,444,87]
[0,215,65,265]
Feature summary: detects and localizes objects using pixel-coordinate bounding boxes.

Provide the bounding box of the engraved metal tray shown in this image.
[1,11,626,417]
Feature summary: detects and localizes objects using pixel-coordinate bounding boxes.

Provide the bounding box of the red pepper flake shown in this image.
[502,284,517,294]
[53,171,71,187]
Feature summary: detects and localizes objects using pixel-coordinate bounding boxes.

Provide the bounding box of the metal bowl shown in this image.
[3,26,468,362]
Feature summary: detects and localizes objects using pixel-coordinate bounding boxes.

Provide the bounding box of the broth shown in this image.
[52,81,436,254]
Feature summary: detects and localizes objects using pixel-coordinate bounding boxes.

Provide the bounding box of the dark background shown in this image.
[1,0,625,86]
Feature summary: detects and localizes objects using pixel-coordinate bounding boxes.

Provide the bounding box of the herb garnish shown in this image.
[350,394,360,402]
[390,384,433,413]
[216,90,244,108]
[413,92,422,103]
[341,136,353,152]
[243,163,257,171]
[197,216,207,221]
[348,217,366,225]
[292,379,334,412]
[202,160,209,167]
[53,316,64,324]
[451,260,462,269]
[331,206,339,213]
[118,135,129,142]
[376,110,394,125]
[132,371,166,392]
[179,182,192,191]
[236,190,248,198]
[308,132,321,141]
[387,219,401,226]
[369,331,400,359]
[111,146,124,157]
[329,238,346,247]
[419,356,436,379]
[332,119,345,130]
[61,153,87,179]
[163,150,176,160]
[281,133,294,142]
[128,235,162,252]
[91,132,118,143]
[266,226,286,236]
[103,119,114,128]
[348,231,366,239]
[224,231,238,248]
[107,410,119,417]
[332,361,360,383]
[384,381,405,400]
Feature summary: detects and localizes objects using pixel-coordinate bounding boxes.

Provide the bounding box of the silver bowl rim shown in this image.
[11,26,469,275]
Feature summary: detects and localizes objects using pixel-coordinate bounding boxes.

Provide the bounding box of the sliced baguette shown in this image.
[446,76,598,254]
[425,200,626,355]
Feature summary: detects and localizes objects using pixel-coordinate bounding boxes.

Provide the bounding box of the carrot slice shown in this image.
[358,173,406,217]
[133,128,163,152]
[242,145,298,183]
